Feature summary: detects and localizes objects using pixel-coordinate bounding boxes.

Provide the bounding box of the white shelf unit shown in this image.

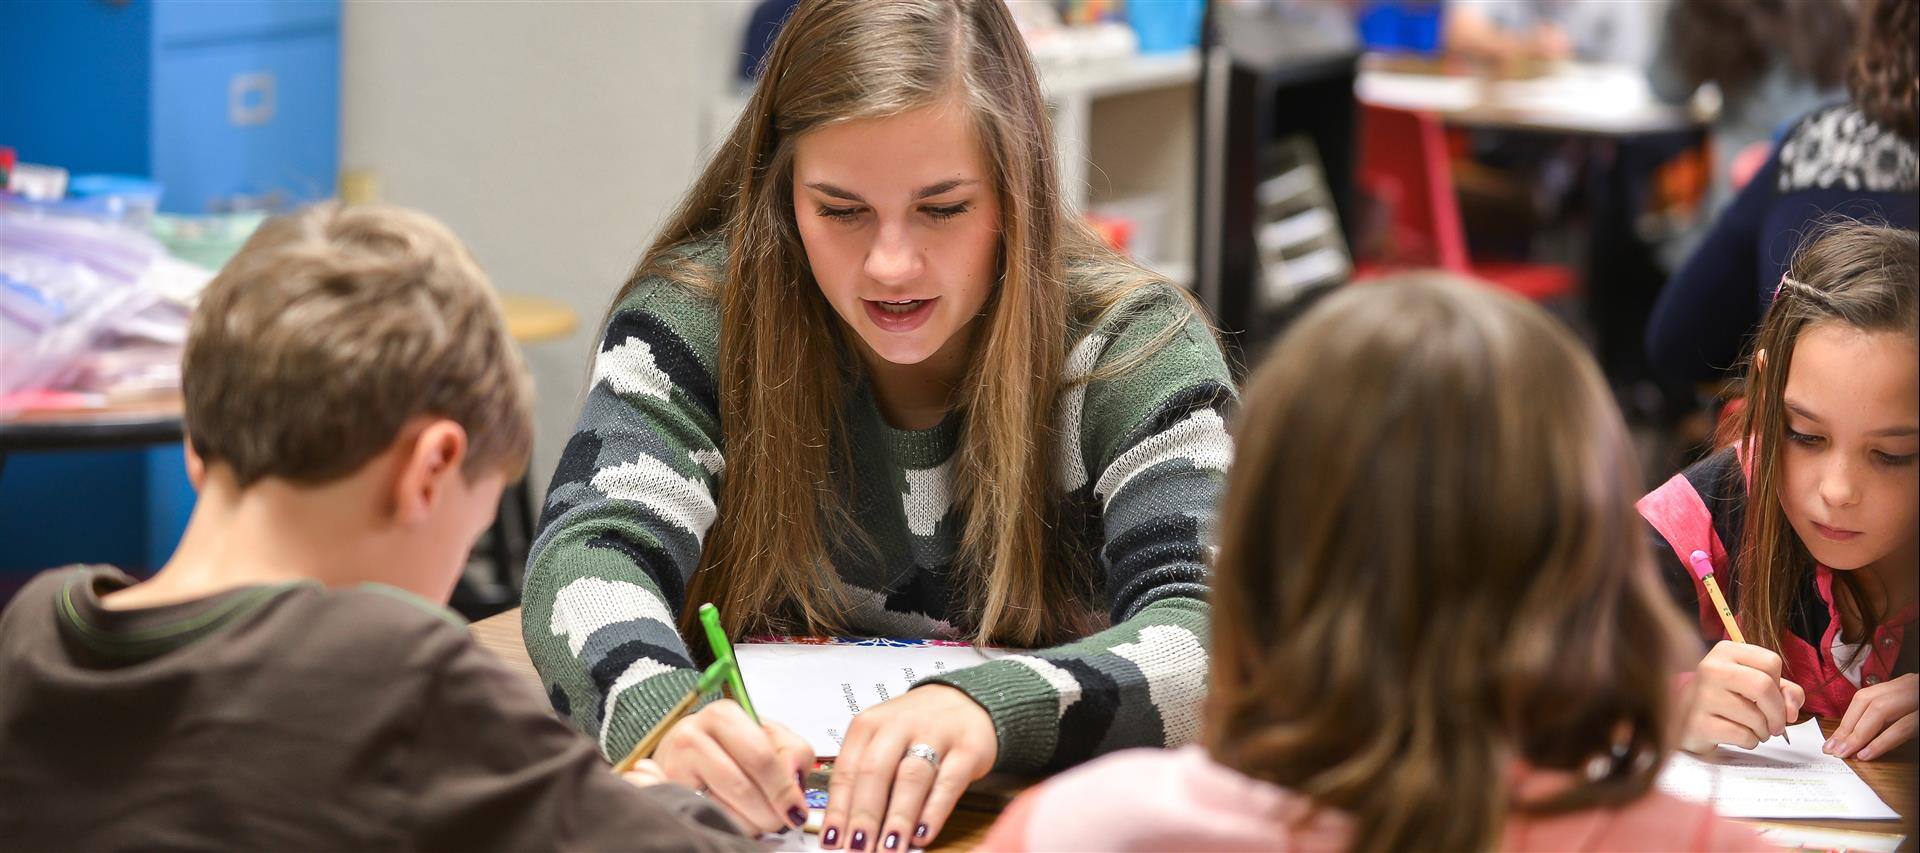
[705,49,1200,288]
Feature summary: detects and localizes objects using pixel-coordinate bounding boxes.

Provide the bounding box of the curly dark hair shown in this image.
[1849,0,1919,141]
[1670,0,1854,101]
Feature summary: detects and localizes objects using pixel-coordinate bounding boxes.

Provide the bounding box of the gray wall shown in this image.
[342,0,755,501]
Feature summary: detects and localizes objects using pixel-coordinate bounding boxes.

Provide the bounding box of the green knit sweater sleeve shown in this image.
[922,284,1234,773]
[521,258,726,761]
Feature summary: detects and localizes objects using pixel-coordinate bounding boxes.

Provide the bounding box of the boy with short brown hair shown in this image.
[0,203,751,851]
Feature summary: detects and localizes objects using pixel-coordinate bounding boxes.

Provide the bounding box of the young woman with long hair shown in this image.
[521,0,1233,847]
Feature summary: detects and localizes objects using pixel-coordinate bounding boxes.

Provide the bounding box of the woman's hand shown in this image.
[821,684,997,851]
[1827,673,1917,761]
[652,699,815,835]
[1680,640,1806,752]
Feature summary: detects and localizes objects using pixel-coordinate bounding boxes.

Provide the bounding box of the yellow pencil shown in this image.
[1690,549,1790,742]
[612,657,733,773]
[1689,550,1745,644]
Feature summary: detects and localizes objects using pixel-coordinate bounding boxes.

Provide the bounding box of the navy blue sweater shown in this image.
[1647,104,1918,383]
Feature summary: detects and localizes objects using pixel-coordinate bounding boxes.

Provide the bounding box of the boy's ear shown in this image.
[392,419,470,525]
[183,438,206,491]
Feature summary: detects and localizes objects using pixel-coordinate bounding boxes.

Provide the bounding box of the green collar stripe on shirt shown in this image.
[356,582,468,627]
[56,577,311,657]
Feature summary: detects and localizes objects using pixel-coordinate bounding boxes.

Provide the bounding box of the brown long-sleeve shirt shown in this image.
[0,566,754,852]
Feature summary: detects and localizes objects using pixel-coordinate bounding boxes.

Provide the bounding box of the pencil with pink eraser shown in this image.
[1688,550,1745,644]
[1689,549,1791,742]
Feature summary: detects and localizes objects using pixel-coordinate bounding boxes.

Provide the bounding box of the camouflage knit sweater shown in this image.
[523,244,1234,775]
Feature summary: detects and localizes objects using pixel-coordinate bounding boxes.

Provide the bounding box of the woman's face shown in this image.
[792,100,1002,371]
[1776,322,1919,575]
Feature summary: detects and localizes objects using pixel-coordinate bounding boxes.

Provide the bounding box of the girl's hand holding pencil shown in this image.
[1681,640,1808,752]
[1679,552,1807,753]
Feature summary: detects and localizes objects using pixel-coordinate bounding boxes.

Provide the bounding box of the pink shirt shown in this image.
[980,746,1767,852]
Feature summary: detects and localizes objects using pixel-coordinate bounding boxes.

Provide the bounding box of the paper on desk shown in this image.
[1748,821,1905,853]
[1656,719,1899,820]
[735,640,995,758]
[1488,66,1657,118]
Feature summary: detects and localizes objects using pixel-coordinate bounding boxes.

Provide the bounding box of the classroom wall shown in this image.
[340,0,751,504]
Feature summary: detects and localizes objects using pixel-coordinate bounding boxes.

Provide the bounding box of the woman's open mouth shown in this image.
[863,297,938,333]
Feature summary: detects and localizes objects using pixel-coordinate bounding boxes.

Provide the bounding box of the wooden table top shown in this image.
[500,293,578,344]
[1798,718,1916,843]
[471,608,1914,850]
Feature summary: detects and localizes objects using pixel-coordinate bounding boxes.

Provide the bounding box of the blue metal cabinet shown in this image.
[0,0,340,214]
[153,33,341,211]
[0,0,339,575]
[152,0,339,47]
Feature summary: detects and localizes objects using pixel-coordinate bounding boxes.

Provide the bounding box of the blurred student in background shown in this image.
[1647,0,1918,384]
[1444,0,1661,68]
[1650,0,1853,259]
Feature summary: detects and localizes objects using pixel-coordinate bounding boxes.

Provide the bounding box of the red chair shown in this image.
[1353,103,1577,302]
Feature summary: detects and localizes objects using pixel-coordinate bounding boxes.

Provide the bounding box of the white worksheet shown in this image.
[735,640,997,758]
[1656,719,1899,820]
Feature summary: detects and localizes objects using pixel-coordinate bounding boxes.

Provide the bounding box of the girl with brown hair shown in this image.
[982,273,1761,851]
[521,0,1233,847]
[1642,224,1917,760]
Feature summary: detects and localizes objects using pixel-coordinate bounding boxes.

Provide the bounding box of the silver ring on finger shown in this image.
[905,743,940,771]
[693,785,709,798]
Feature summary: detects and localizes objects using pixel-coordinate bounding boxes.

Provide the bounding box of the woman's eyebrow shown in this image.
[803,179,978,202]
[914,179,977,199]
[804,182,864,202]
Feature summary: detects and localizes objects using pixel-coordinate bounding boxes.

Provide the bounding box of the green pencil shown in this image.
[699,602,758,723]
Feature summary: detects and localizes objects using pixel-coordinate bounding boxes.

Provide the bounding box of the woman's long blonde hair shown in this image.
[610,0,1190,647]
[1205,275,1695,852]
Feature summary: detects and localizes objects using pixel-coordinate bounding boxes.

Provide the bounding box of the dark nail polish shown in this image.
[915,824,929,841]
[885,831,900,850]
[789,807,808,827]
[823,827,839,847]
[851,829,868,851]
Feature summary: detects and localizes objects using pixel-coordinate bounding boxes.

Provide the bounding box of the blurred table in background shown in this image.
[1356,56,1710,137]
[0,393,186,458]
[501,294,578,343]
[1354,55,1711,411]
